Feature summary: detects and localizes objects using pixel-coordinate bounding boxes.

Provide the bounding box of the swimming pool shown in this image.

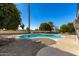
[18,34,63,40]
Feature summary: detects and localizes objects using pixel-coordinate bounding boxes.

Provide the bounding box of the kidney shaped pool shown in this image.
[18,34,63,41]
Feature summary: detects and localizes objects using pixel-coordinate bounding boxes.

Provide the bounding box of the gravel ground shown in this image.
[0,38,48,56]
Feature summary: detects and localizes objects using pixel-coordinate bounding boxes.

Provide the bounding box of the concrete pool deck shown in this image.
[50,35,79,56]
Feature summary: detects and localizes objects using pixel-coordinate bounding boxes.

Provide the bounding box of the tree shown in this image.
[20,24,25,30]
[35,29,38,31]
[59,22,75,33]
[26,27,30,33]
[0,3,21,30]
[48,21,54,30]
[39,23,52,31]
[67,23,75,33]
[59,24,68,33]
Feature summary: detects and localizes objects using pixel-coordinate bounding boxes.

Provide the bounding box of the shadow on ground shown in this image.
[0,38,76,56]
[36,47,76,56]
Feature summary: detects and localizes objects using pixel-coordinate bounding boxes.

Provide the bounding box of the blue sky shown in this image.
[16,3,77,30]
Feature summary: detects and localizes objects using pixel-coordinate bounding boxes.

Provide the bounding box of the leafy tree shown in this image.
[48,21,54,30]
[39,23,52,31]
[67,23,75,33]
[20,24,25,30]
[59,22,75,33]
[26,27,30,33]
[35,29,38,31]
[59,24,68,33]
[0,3,21,30]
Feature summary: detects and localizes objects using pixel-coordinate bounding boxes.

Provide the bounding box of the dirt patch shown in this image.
[32,38,56,46]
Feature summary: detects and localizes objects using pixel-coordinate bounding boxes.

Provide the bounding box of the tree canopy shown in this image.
[39,22,52,31]
[67,23,75,33]
[59,22,75,33]
[0,3,21,30]
[20,23,25,30]
[26,27,30,33]
[48,21,54,30]
[60,24,68,33]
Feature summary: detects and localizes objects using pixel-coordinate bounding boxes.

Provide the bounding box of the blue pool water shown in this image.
[19,34,63,40]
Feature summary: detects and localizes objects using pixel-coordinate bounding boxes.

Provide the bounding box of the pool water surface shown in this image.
[19,34,63,40]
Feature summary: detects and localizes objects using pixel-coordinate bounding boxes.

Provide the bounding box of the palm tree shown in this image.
[28,3,30,33]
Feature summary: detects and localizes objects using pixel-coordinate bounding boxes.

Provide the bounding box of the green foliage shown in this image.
[39,21,54,31]
[67,23,75,33]
[39,23,52,31]
[60,24,68,33]
[0,3,21,30]
[26,27,30,33]
[59,22,75,33]
[20,24,25,30]
[35,29,38,31]
[48,21,54,29]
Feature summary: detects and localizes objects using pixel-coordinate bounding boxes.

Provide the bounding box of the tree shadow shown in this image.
[0,38,76,56]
